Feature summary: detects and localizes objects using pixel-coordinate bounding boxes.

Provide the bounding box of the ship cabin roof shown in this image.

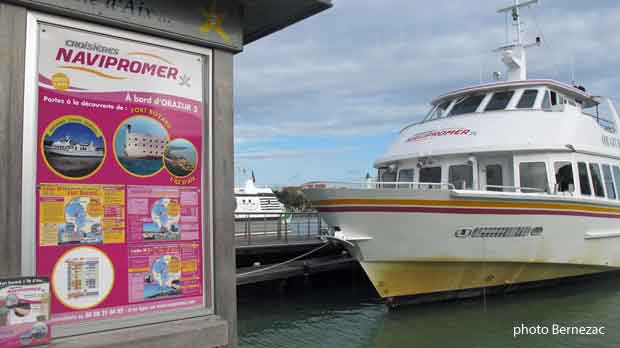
[408,79,612,133]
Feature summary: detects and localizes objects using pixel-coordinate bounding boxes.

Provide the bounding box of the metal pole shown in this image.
[284,215,288,243]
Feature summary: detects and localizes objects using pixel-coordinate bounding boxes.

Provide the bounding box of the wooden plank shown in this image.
[0,3,27,277]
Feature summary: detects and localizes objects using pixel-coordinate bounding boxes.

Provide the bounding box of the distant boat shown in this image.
[44,136,103,158]
[235,178,285,221]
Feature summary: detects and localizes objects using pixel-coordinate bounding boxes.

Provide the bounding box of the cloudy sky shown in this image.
[234,0,620,186]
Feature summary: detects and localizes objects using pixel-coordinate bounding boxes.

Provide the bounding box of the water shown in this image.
[238,271,620,348]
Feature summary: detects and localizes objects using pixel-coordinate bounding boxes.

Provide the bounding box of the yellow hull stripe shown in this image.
[360,261,611,298]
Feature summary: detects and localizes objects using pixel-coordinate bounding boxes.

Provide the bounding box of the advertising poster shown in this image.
[0,277,51,347]
[34,24,208,327]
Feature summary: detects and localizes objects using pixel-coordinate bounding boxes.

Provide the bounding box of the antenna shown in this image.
[495,0,542,81]
[570,55,576,85]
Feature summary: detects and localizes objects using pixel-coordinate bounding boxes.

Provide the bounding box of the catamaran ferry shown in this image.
[304,0,620,305]
[44,136,103,157]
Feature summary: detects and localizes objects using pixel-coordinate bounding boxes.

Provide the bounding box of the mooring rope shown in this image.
[237,242,331,277]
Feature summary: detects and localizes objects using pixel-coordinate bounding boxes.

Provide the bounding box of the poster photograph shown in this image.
[0,277,51,347]
[34,21,209,329]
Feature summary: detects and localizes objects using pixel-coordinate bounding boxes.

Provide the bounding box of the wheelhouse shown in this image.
[375,79,620,202]
[414,80,616,133]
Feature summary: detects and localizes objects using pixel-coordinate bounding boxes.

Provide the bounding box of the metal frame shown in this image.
[21,11,215,338]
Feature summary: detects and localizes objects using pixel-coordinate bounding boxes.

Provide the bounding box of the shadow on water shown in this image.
[238,270,620,348]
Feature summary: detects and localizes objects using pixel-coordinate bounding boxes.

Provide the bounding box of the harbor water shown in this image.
[239,270,620,348]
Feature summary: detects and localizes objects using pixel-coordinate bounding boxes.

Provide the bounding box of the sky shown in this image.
[234,0,620,187]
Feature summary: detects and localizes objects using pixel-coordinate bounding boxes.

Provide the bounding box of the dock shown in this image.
[234,212,356,286]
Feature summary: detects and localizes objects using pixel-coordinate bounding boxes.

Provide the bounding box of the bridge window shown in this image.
[485,164,503,191]
[613,166,620,200]
[425,100,451,121]
[578,162,591,195]
[419,166,442,183]
[397,169,414,183]
[449,94,485,116]
[485,91,514,111]
[449,164,473,189]
[379,167,396,183]
[517,90,538,109]
[602,164,617,199]
[589,163,605,197]
[519,162,548,193]
[554,161,574,192]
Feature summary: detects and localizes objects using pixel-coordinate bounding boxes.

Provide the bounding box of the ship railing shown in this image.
[482,185,547,193]
[234,212,329,247]
[303,181,456,191]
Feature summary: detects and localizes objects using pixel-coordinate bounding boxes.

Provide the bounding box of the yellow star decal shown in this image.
[200,3,230,44]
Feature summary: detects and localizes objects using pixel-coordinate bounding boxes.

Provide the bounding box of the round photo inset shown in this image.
[114,116,169,177]
[51,246,114,310]
[42,116,105,179]
[164,139,198,177]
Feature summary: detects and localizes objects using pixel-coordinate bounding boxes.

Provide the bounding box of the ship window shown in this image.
[397,169,414,182]
[554,162,574,193]
[602,164,616,199]
[419,166,442,183]
[379,167,397,183]
[449,94,485,116]
[517,90,538,109]
[589,163,605,197]
[449,164,473,189]
[486,164,503,191]
[425,100,451,121]
[519,162,548,193]
[542,91,552,110]
[578,162,591,195]
[485,91,514,111]
[613,166,620,200]
[550,91,558,105]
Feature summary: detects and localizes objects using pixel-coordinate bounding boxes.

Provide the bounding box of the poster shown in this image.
[34,24,208,327]
[0,277,51,347]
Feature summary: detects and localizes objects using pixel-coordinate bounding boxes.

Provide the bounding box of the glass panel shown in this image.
[550,91,558,105]
[486,164,503,191]
[554,162,574,192]
[542,90,551,109]
[517,90,538,109]
[449,164,473,189]
[589,163,605,197]
[602,164,616,199]
[419,167,442,183]
[485,91,515,111]
[578,162,591,195]
[519,162,548,193]
[425,100,451,121]
[448,94,486,116]
[381,170,396,183]
[398,169,414,182]
[613,166,620,200]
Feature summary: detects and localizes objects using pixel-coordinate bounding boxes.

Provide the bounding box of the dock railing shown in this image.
[235,212,329,246]
[303,181,456,190]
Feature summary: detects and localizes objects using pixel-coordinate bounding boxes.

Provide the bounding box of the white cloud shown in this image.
[235,146,358,160]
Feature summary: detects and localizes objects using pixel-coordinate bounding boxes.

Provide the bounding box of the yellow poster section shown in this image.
[39,183,125,246]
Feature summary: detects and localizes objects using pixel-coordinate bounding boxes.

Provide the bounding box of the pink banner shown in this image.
[34,24,208,331]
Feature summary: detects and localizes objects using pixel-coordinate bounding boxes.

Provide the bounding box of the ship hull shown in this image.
[44,147,103,158]
[305,188,620,302]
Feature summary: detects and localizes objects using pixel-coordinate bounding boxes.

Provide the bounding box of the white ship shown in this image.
[44,136,103,157]
[235,177,285,221]
[304,0,620,304]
